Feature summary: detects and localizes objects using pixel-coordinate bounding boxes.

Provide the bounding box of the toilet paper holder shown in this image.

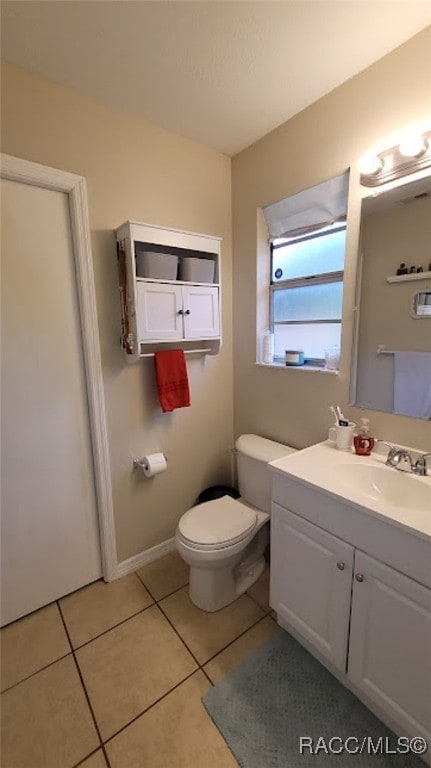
[133,457,146,470]
[133,454,167,470]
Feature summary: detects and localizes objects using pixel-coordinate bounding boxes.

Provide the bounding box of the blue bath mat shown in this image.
[203,629,426,767]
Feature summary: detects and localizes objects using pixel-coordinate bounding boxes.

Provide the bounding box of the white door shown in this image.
[1,178,102,626]
[348,551,431,743]
[136,282,183,341]
[270,504,354,671]
[183,285,220,339]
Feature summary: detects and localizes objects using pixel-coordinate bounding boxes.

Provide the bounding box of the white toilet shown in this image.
[175,434,296,612]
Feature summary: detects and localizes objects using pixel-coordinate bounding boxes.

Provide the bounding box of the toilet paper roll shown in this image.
[262,332,274,363]
[141,453,167,477]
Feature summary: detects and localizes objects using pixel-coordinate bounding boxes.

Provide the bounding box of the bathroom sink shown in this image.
[338,463,431,513]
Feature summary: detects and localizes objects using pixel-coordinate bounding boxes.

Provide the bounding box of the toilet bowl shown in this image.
[175,434,296,612]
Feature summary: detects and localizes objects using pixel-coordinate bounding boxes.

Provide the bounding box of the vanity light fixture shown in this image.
[360,129,431,187]
[398,132,428,159]
[359,154,384,177]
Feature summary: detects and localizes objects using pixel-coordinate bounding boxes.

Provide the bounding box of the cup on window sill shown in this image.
[324,346,340,370]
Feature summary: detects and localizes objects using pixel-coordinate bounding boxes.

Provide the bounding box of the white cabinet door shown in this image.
[137,282,183,341]
[270,504,354,671]
[349,551,431,743]
[183,285,220,339]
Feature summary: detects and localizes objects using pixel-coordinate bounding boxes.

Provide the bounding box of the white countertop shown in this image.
[270,441,431,542]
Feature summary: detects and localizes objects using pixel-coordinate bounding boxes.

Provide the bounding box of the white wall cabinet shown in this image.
[116,220,222,359]
[137,282,220,342]
[270,500,431,749]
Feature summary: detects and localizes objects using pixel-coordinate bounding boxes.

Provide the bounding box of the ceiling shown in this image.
[2,1,431,156]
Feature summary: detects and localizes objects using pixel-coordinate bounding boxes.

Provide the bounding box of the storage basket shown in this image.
[179,257,215,283]
[136,251,178,280]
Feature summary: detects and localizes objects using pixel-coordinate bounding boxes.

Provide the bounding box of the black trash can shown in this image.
[197,485,240,505]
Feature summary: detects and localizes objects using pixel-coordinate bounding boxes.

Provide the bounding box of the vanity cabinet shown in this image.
[116,220,222,359]
[270,505,353,671]
[348,551,431,741]
[270,501,431,747]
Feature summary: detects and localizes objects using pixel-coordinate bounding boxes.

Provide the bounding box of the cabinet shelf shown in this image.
[386,270,431,283]
[136,277,220,288]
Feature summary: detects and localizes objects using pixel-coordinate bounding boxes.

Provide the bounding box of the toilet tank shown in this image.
[235,434,296,512]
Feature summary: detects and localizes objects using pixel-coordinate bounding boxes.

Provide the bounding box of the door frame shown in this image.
[1,153,117,581]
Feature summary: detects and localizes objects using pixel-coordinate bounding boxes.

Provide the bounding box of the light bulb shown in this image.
[359,154,383,176]
[398,134,427,158]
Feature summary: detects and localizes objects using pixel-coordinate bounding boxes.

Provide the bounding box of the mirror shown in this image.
[353,173,431,419]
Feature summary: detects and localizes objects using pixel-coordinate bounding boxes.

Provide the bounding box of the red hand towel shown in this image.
[154,350,191,413]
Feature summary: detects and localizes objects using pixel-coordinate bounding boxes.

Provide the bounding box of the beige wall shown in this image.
[232,27,431,452]
[2,28,431,565]
[356,198,431,413]
[1,61,233,562]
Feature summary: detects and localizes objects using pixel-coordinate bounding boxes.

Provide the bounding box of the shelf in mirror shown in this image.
[387,270,431,283]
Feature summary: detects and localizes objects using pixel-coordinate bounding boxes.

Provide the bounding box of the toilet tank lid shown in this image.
[235,434,296,462]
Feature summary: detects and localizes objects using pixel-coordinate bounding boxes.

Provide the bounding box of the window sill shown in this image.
[255,361,339,374]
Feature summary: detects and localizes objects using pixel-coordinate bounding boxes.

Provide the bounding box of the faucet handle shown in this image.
[413,453,431,476]
[376,440,397,465]
[379,443,413,471]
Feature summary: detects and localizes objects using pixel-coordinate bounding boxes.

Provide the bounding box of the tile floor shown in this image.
[1,552,279,768]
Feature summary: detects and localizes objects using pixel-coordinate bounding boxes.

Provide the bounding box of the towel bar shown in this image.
[140,348,212,358]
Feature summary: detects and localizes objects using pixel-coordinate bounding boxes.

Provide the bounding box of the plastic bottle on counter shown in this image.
[353,418,375,456]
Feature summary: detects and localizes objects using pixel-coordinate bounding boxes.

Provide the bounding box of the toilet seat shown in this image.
[177,496,257,551]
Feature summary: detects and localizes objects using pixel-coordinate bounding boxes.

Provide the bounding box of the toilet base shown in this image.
[188,524,269,612]
[234,555,266,598]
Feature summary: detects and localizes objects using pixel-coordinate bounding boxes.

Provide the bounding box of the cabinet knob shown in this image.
[355,573,365,583]
[177,309,184,315]
[336,562,345,571]
[184,309,191,315]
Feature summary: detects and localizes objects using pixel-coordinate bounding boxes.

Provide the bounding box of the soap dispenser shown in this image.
[354,418,374,456]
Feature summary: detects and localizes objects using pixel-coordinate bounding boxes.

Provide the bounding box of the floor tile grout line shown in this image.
[102,667,200,747]
[1,576,187,690]
[69,601,156,652]
[101,609,274,746]
[1,592,270,694]
[155,592,271,671]
[199,612,274,668]
[246,590,271,614]
[71,746,106,768]
[3,571,272,761]
[57,600,112,768]
[134,570,190,604]
[154,583,272,670]
[154,600,203,668]
[58,582,211,758]
[133,572,160,603]
[200,665,215,687]
[0,650,75,695]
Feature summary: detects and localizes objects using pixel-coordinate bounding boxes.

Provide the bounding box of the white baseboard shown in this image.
[115,537,176,579]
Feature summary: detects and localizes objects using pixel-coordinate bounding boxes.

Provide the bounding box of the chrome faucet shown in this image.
[378,442,431,476]
[384,446,414,472]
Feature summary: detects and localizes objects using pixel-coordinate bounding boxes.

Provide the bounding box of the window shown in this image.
[261,172,349,368]
[270,224,346,364]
